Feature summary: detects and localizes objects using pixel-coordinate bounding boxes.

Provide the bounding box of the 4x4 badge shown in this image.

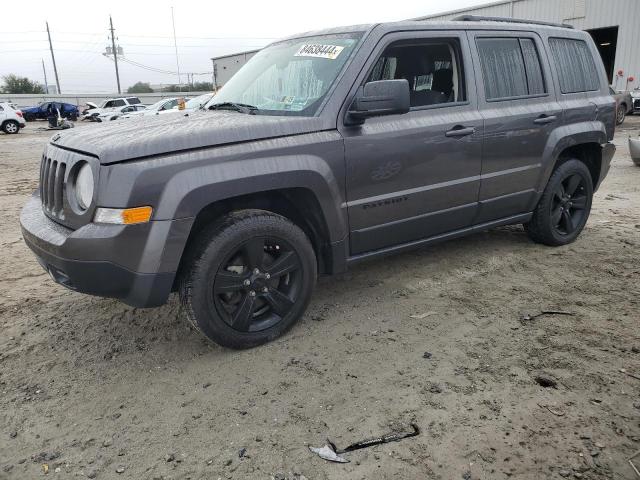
[51,134,61,142]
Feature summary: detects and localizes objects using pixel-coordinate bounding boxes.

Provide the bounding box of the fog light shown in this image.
[94,206,153,225]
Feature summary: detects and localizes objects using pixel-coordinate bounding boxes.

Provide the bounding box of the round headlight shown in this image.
[75,163,94,210]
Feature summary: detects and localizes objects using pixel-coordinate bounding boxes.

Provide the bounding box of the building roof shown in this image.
[411,0,520,20]
[211,49,260,61]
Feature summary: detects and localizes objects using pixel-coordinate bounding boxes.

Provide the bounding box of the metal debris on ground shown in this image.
[521,310,575,323]
[309,424,420,463]
[410,311,436,319]
[620,368,640,381]
[538,403,566,417]
[629,449,640,478]
[309,445,349,463]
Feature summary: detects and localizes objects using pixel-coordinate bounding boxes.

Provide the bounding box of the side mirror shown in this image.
[347,79,410,124]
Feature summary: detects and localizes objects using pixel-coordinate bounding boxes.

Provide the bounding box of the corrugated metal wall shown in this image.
[420,0,640,90]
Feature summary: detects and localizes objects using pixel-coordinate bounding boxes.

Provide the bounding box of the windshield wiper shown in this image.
[208,102,258,114]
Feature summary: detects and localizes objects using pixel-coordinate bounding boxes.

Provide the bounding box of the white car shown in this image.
[96,104,147,122]
[82,96,143,121]
[0,102,26,134]
[122,97,183,118]
[159,93,215,116]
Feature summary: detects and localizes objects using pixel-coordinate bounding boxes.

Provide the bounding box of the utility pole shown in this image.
[42,59,49,94]
[46,22,61,94]
[171,7,182,90]
[109,15,122,94]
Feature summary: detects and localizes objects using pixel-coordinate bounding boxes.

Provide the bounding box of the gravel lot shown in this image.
[0,118,639,480]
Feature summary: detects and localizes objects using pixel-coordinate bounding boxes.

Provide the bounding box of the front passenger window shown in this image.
[367,39,466,108]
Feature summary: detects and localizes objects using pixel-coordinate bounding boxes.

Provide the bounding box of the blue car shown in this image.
[22,102,79,122]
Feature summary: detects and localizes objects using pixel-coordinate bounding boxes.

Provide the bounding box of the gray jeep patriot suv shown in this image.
[21,17,616,349]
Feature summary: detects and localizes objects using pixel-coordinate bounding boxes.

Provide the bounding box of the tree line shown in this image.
[1,75,214,94]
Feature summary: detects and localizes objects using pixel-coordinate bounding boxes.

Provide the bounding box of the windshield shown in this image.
[209,32,363,116]
[146,99,168,111]
[185,93,214,109]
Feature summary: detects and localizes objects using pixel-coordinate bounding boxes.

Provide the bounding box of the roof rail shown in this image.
[453,15,574,29]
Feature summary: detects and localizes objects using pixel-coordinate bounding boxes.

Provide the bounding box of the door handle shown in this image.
[445,126,476,138]
[533,115,557,125]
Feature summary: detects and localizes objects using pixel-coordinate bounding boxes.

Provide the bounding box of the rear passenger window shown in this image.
[476,37,547,100]
[548,38,600,93]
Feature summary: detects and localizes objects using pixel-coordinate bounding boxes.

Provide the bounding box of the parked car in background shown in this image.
[0,102,26,134]
[96,104,147,122]
[121,97,183,118]
[21,102,79,121]
[159,93,215,116]
[82,97,143,121]
[631,88,640,115]
[610,87,632,125]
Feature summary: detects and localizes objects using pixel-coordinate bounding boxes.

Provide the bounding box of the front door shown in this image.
[340,32,483,255]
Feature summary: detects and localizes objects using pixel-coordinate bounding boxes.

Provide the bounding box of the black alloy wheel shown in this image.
[212,236,302,333]
[549,173,589,236]
[526,159,593,246]
[180,210,317,349]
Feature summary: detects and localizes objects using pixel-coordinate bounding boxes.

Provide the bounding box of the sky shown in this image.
[1,0,490,93]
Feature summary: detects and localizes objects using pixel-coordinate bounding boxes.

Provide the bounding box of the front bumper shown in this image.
[20,194,193,307]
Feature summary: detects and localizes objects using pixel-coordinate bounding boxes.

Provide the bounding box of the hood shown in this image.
[50,110,327,165]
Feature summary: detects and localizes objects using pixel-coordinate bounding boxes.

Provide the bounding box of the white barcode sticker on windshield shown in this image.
[294,44,345,60]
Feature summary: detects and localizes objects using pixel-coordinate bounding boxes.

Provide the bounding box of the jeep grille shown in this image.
[40,155,67,220]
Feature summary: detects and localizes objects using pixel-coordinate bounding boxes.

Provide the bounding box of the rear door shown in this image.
[469,31,562,223]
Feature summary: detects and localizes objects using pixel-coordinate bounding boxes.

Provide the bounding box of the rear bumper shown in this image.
[597,142,615,191]
[20,194,192,307]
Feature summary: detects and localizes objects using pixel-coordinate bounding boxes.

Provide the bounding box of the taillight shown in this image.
[16,111,23,117]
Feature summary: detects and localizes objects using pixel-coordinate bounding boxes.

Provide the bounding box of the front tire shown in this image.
[525,159,593,246]
[2,120,20,134]
[179,210,317,349]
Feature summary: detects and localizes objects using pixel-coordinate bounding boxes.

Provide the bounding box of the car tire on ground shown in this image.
[2,120,20,134]
[179,209,317,349]
[525,159,593,246]
[616,105,626,125]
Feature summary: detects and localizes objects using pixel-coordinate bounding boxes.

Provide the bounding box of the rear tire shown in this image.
[616,104,626,125]
[179,210,317,349]
[2,120,20,134]
[525,159,593,246]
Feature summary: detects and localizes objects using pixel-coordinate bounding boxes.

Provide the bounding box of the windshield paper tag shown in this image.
[295,44,344,60]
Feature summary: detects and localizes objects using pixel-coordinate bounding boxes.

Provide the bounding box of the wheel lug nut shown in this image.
[249,290,256,297]
[253,268,260,274]
[265,273,271,279]
[243,279,251,286]
[262,287,268,293]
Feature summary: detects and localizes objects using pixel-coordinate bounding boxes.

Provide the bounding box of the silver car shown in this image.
[610,87,633,125]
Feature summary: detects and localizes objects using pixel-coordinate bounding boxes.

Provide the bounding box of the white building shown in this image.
[211,50,259,89]
[211,0,640,91]
[417,0,640,90]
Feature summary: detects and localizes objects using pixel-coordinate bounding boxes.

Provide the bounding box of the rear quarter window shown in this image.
[548,37,600,93]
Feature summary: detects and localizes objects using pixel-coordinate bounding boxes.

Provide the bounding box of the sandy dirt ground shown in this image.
[0,118,639,480]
